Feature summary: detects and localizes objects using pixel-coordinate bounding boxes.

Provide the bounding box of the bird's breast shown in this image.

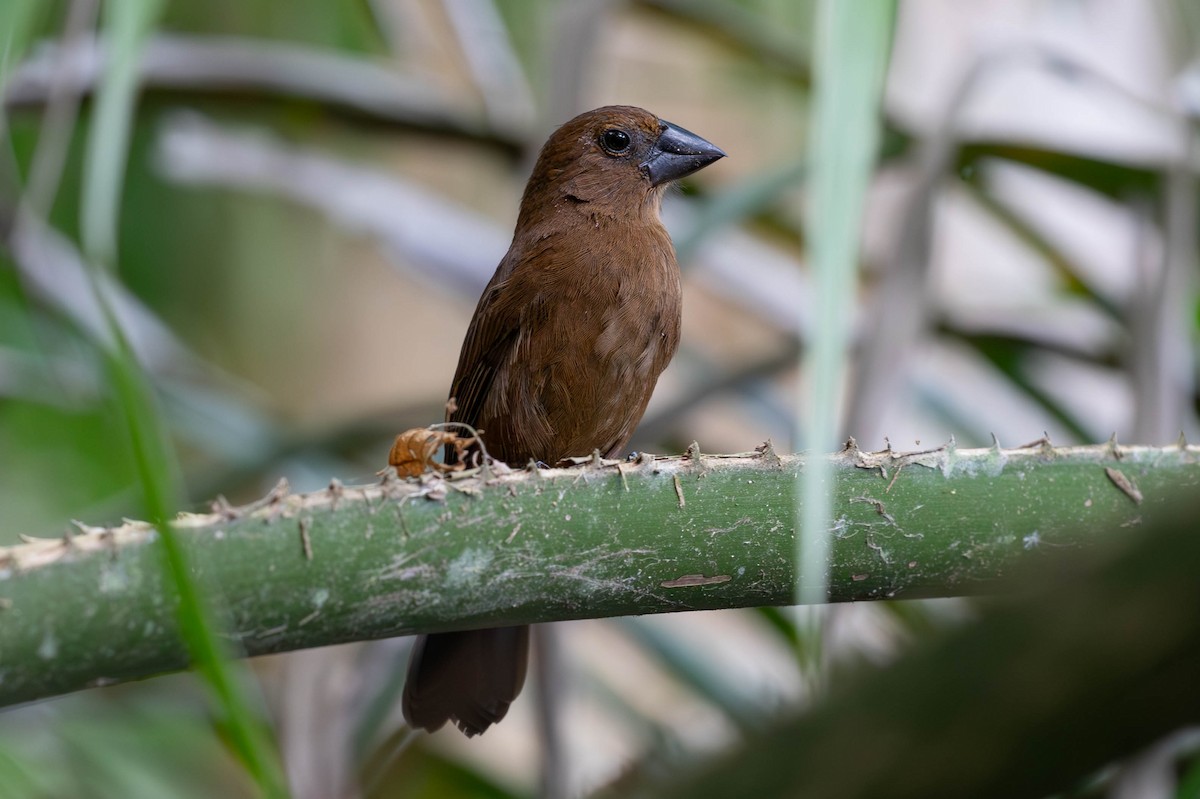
[491,227,681,462]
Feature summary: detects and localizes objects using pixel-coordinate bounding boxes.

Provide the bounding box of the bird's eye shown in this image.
[600,128,631,154]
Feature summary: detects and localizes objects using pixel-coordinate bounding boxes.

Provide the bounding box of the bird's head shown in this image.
[518,105,725,223]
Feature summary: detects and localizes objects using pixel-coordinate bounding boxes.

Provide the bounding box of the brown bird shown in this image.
[401,105,725,736]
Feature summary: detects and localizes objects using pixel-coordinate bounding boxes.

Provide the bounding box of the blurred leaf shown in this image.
[791,605,825,687]
[798,0,895,604]
[614,617,764,731]
[157,377,281,466]
[606,497,1200,799]
[160,0,387,53]
[1179,753,1200,799]
[59,713,230,799]
[956,333,1095,441]
[7,34,527,152]
[0,687,253,799]
[751,605,799,649]
[0,398,137,541]
[95,341,290,797]
[78,0,289,794]
[965,180,1120,317]
[82,0,165,266]
[352,642,414,758]
[577,669,688,758]
[366,743,526,799]
[0,0,46,85]
[492,0,550,83]
[635,0,811,85]
[0,744,46,797]
[958,143,1158,202]
[873,598,953,641]
[443,0,536,132]
[674,159,804,262]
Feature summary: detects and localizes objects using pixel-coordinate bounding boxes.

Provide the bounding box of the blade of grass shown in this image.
[99,348,289,796]
[797,1,895,606]
[80,0,159,266]
[78,0,287,794]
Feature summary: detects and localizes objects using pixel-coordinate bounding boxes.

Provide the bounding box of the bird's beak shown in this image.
[641,120,726,187]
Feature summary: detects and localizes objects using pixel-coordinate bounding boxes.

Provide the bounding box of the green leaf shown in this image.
[798,0,896,604]
[77,0,289,794]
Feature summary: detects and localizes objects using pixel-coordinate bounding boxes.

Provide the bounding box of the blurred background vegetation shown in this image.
[1,0,1198,797]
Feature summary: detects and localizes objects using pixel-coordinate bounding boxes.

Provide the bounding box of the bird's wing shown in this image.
[444,258,525,466]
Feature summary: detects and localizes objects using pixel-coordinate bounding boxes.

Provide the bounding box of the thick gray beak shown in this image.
[640,120,726,187]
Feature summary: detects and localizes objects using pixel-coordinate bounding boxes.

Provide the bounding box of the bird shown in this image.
[401,105,725,737]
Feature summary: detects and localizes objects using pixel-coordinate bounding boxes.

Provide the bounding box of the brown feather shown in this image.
[402,106,720,736]
[401,627,529,737]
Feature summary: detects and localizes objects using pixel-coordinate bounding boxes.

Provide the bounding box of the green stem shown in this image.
[2,442,1196,709]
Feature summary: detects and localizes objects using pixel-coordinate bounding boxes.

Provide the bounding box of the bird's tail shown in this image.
[401,626,530,737]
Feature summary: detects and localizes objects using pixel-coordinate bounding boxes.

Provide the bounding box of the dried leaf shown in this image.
[388,427,477,477]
